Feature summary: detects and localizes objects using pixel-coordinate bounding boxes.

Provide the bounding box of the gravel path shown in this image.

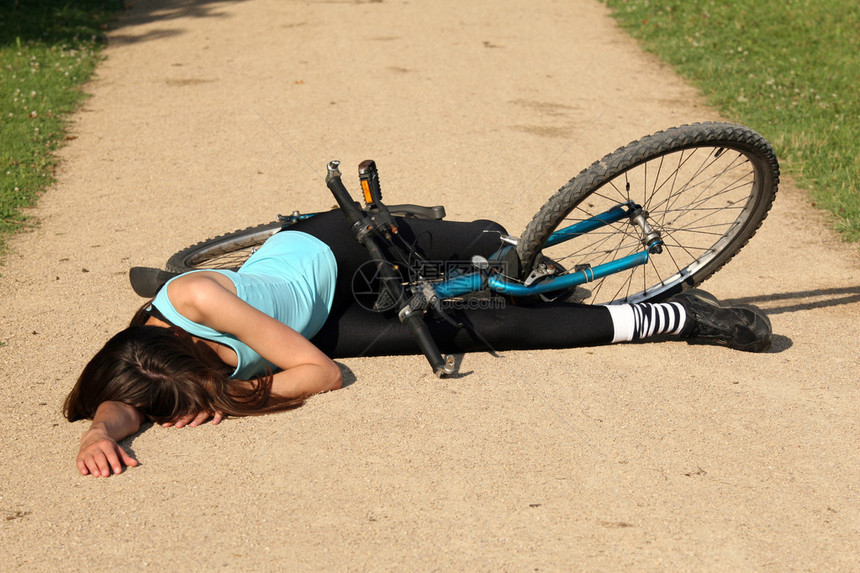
[1,0,858,569]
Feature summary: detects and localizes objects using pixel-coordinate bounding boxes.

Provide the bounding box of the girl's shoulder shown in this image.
[168,270,237,294]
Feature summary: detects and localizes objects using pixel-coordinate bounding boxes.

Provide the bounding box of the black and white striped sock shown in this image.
[606,302,688,343]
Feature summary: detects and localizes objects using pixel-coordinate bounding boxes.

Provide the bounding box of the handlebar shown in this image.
[325,161,366,232]
[325,161,456,377]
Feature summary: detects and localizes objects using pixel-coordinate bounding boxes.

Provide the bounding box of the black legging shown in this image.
[290,210,614,358]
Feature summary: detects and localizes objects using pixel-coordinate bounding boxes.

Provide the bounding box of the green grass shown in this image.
[603,0,860,242]
[0,0,121,253]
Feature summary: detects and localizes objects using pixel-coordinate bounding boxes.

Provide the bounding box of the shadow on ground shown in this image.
[0,0,246,47]
[727,286,860,315]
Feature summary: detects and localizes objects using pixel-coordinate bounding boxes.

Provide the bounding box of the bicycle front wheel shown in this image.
[516,123,779,304]
[166,221,283,273]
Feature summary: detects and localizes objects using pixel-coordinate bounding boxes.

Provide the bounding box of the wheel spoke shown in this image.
[519,124,777,305]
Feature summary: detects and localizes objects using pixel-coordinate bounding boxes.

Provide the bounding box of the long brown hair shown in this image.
[64,302,303,423]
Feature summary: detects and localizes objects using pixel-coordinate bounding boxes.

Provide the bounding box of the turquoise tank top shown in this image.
[151,231,337,379]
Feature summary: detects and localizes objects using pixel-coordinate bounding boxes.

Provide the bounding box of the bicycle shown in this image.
[130,122,779,376]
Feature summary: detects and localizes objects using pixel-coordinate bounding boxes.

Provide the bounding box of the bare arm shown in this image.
[76,400,145,477]
[170,273,342,400]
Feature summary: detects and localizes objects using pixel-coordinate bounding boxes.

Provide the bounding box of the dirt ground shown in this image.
[1,0,858,570]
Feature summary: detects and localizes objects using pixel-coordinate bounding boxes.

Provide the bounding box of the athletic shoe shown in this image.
[667,289,772,352]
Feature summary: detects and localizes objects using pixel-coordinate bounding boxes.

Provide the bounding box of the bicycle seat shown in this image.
[129,266,180,298]
[387,204,446,220]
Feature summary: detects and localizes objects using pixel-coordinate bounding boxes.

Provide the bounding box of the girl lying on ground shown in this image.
[64,210,772,477]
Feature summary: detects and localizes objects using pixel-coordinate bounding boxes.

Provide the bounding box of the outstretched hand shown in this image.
[74,406,223,477]
[162,410,224,429]
[77,429,139,477]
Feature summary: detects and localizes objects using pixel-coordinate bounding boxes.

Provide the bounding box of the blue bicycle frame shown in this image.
[433,202,655,299]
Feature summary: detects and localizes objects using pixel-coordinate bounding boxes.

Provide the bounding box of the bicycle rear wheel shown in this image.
[516,123,779,304]
[166,221,282,273]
